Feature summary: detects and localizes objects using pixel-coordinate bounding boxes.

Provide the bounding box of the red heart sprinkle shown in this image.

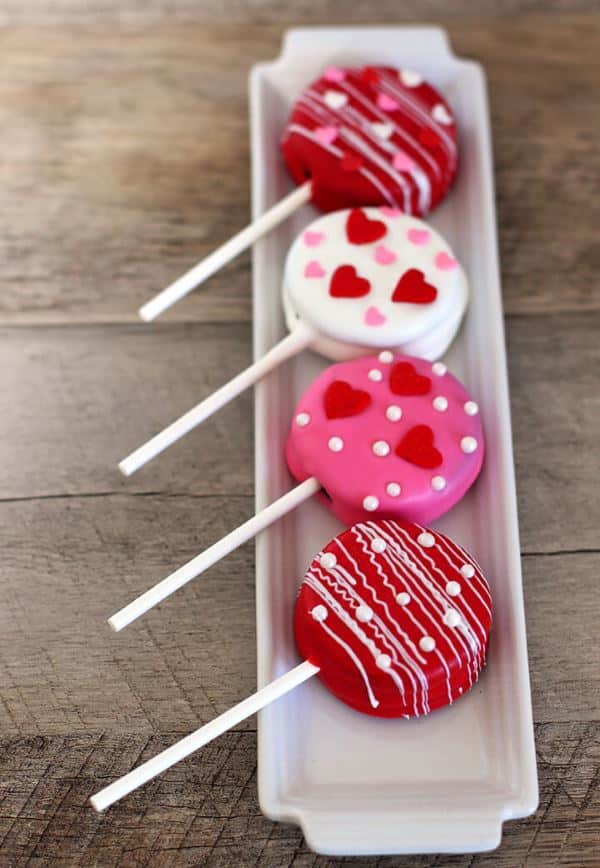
[329,264,371,298]
[392,269,438,304]
[341,153,363,173]
[389,361,431,396]
[396,425,442,468]
[324,380,372,419]
[346,208,388,245]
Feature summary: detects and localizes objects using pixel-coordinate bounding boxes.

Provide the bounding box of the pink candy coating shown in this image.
[285,354,484,526]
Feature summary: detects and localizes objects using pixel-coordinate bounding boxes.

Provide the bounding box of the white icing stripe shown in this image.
[433,534,492,618]
[285,123,398,207]
[317,615,380,709]
[313,559,425,715]
[377,71,456,156]
[389,524,488,647]
[371,522,476,662]
[335,80,443,182]
[383,523,483,658]
[322,557,425,712]
[306,86,438,209]
[298,93,415,211]
[359,525,468,699]
[353,528,453,706]
[310,568,418,705]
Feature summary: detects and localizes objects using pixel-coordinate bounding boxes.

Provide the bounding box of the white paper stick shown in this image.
[119,324,315,477]
[90,659,319,812]
[109,476,321,632]
[139,182,312,321]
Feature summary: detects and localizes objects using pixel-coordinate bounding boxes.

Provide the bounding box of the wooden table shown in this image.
[0,2,598,865]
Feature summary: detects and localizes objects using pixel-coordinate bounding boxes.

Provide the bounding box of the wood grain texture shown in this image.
[0,13,598,324]
[0,2,599,865]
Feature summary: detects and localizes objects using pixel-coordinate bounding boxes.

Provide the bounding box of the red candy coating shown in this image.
[294,520,492,718]
[281,66,458,216]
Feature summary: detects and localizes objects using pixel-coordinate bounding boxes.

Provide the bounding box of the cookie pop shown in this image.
[120,207,468,476]
[110,353,482,631]
[92,519,492,810]
[139,65,458,321]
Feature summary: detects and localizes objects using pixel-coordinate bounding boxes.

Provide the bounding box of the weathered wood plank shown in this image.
[0,722,597,866]
[0,323,253,499]
[0,15,598,325]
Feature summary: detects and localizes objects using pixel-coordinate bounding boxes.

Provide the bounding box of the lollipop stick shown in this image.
[139,182,312,321]
[119,324,315,476]
[90,659,318,811]
[108,476,321,631]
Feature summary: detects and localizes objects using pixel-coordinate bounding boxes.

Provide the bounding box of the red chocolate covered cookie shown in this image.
[295,519,491,718]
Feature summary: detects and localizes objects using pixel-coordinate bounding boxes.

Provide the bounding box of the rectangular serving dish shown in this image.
[250,27,538,856]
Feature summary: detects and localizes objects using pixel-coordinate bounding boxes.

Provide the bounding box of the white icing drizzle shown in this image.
[316,611,380,709]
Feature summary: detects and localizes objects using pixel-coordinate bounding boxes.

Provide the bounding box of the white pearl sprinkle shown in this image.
[296,412,311,427]
[363,495,379,512]
[433,396,448,412]
[328,436,344,452]
[378,350,394,364]
[418,531,435,548]
[460,564,475,579]
[371,537,387,553]
[461,436,478,454]
[444,608,461,628]
[396,592,410,606]
[312,604,328,622]
[431,475,446,491]
[376,653,392,670]
[432,362,447,376]
[356,605,373,623]
[446,581,461,597]
[464,401,479,416]
[419,636,436,652]
[386,404,402,422]
[368,369,383,382]
[372,440,390,457]
[386,482,401,497]
[320,552,337,570]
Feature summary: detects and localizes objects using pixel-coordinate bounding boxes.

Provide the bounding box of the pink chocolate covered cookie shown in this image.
[282,65,458,216]
[286,353,483,526]
[295,519,492,718]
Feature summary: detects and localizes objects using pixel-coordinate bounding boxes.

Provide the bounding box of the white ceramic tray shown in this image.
[250,27,538,856]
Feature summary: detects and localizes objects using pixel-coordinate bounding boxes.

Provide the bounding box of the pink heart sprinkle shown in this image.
[364,305,387,326]
[377,93,399,112]
[315,125,338,146]
[324,66,346,83]
[380,207,402,218]
[435,251,458,271]
[303,230,325,247]
[374,245,397,265]
[304,260,326,278]
[407,228,430,246]
[393,151,416,172]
